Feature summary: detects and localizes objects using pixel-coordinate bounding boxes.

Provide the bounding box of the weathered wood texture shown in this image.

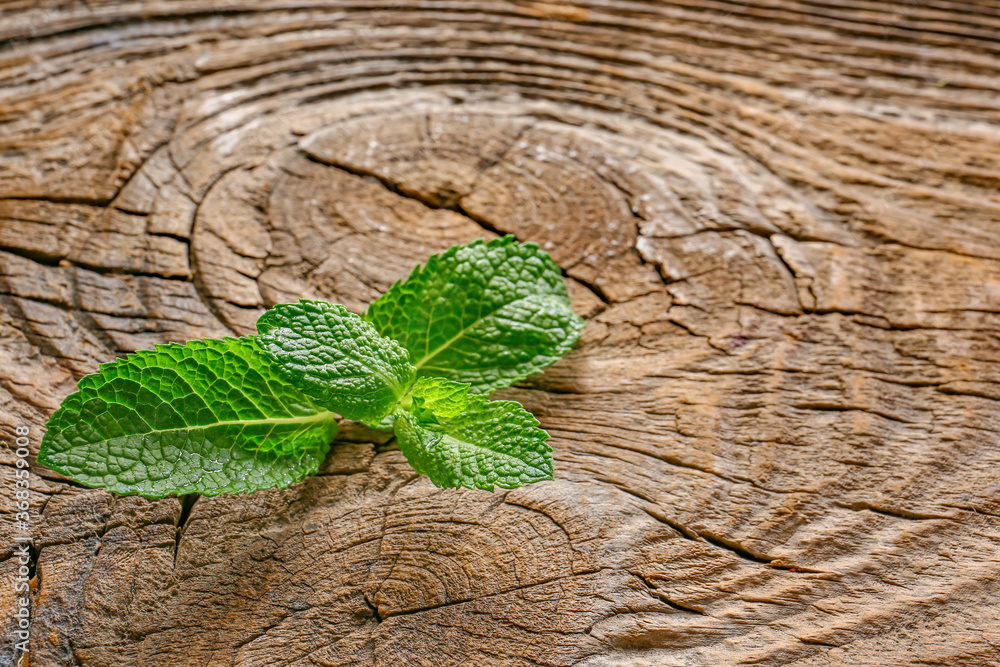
[2,1,1000,665]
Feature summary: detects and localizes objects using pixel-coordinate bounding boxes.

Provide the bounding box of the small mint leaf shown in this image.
[410,376,470,424]
[364,414,396,431]
[365,236,585,394]
[38,337,338,498]
[257,300,416,423]
[393,377,553,491]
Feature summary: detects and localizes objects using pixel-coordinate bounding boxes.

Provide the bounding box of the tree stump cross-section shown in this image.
[2,1,1000,665]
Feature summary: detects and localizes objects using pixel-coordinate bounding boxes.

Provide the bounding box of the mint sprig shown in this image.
[38,237,583,497]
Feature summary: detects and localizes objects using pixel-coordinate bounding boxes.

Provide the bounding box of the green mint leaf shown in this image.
[365,236,585,394]
[392,377,553,491]
[409,375,470,424]
[38,337,338,498]
[367,414,396,431]
[256,300,416,423]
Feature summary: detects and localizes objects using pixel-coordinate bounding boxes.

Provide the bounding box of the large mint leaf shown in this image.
[393,377,553,491]
[38,337,338,498]
[257,300,415,423]
[365,236,585,394]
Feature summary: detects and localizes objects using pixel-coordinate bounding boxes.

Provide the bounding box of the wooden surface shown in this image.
[2,1,1000,665]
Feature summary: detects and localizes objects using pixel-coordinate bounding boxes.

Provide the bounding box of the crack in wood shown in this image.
[298,148,613,306]
[835,501,955,522]
[173,493,200,570]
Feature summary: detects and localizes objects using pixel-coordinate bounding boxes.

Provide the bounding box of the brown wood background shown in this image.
[2,1,1000,665]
